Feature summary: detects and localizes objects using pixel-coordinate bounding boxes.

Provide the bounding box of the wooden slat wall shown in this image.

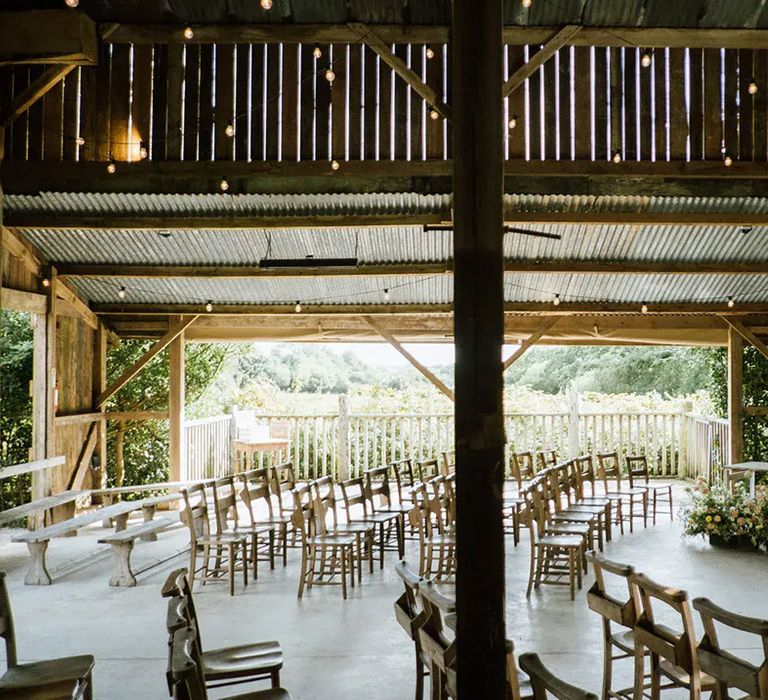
[6,42,768,165]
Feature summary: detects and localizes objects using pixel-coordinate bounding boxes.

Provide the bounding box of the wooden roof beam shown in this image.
[349,23,452,120]
[0,11,98,66]
[502,317,561,370]
[720,317,768,361]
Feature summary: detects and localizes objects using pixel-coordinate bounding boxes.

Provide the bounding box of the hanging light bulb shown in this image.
[75,136,85,146]
[429,109,440,121]
[325,68,335,83]
[41,278,51,288]
[383,288,391,302]
[641,51,652,68]
[205,301,213,313]
[508,115,518,130]
[260,0,273,8]
[553,294,561,306]
[641,302,649,314]
[295,301,302,313]
[118,286,127,299]
[522,0,532,7]
[723,154,734,167]
[612,150,622,163]
[183,26,194,40]
[727,296,735,308]
[426,47,435,60]
[330,159,340,171]
[107,159,117,174]
[225,121,235,138]
[313,45,323,59]
[220,176,229,192]
[139,141,148,159]
[749,80,758,95]
[65,0,79,7]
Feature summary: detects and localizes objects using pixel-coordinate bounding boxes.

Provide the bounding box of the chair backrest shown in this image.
[693,597,768,699]
[441,450,456,476]
[630,573,700,679]
[239,467,275,525]
[511,452,536,487]
[211,476,241,534]
[170,627,208,700]
[0,571,17,668]
[573,455,596,495]
[271,462,299,514]
[416,579,457,696]
[391,458,416,494]
[586,555,639,629]
[538,449,558,471]
[625,455,650,487]
[181,484,211,547]
[365,465,394,510]
[339,477,371,519]
[518,652,598,700]
[393,560,426,643]
[416,458,440,482]
[543,467,568,513]
[597,451,624,488]
[312,475,340,528]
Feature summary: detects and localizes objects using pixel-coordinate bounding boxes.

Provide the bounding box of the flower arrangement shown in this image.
[681,478,768,549]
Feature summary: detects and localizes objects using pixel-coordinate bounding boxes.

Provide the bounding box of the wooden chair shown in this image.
[239,468,290,568]
[416,579,456,700]
[312,475,375,579]
[169,627,291,700]
[270,462,302,520]
[511,451,536,489]
[537,449,559,472]
[408,492,456,581]
[0,570,95,699]
[573,455,598,497]
[544,468,603,553]
[722,467,752,495]
[626,455,673,525]
[181,483,249,596]
[440,450,455,476]
[392,459,418,505]
[596,452,648,533]
[630,573,717,700]
[365,465,411,551]
[291,485,357,599]
[417,459,441,483]
[693,596,768,700]
[394,560,429,700]
[586,554,645,700]
[340,476,403,567]
[566,460,614,542]
[518,653,598,700]
[162,568,283,691]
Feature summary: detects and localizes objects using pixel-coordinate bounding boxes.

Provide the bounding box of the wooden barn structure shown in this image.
[2,0,768,694]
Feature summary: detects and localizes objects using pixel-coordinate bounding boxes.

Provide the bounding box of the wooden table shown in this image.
[234,437,289,471]
[725,461,768,495]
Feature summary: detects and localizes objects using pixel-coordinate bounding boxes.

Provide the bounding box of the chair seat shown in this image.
[0,655,95,692]
[197,533,248,546]
[658,660,717,690]
[332,522,375,535]
[606,488,646,497]
[308,533,357,546]
[577,497,610,506]
[567,504,605,515]
[546,523,589,536]
[538,534,583,547]
[552,511,594,524]
[234,524,275,535]
[357,512,400,525]
[202,642,283,680]
[610,629,636,654]
[375,504,411,515]
[225,688,292,700]
[253,515,292,527]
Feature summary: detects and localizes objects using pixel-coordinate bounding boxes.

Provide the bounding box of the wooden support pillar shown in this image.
[42,267,57,494]
[728,327,744,465]
[168,322,186,483]
[453,0,507,696]
[93,322,108,492]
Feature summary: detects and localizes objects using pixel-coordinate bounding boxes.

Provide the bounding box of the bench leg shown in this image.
[108,541,137,587]
[113,513,130,532]
[141,505,158,541]
[25,541,52,585]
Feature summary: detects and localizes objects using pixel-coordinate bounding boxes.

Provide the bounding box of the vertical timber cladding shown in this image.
[453,0,506,697]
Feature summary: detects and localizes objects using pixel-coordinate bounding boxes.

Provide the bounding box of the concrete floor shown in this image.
[1,486,767,699]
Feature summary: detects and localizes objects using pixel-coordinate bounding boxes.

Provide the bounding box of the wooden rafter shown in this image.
[503,25,581,97]
[1,226,41,275]
[720,316,768,361]
[55,280,98,329]
[96,315,198,407]
[502,317,560,370]
[54,260,768,278]
[349,23,452,120]
[361,315,454,401]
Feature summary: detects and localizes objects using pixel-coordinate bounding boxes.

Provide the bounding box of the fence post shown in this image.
[568,391,581,458]
[337,395,350,480]
[679,401,693,478]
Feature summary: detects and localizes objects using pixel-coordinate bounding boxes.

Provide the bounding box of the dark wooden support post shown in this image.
[453,0,507,696]
[168,319,186,483]
[728,326,744,464]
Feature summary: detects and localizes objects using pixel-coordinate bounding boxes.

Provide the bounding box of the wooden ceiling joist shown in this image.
[502,317,561,370]
[0,11,98,66]
[720,317,768,361]
[54,261,768,278]
[106,24,768,51]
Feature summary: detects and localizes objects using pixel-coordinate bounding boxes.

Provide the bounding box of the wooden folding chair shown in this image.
[0,570,95,699]
[394,560,429,700]
[597,451,647,533]
[240,467,291,568]
[626,455,673,525]
[182,483,249,596]
[586,554,645,700]
[630,573,717,700]
[693,596,768,700]
[162,568,283,691]
[169,627,291,700]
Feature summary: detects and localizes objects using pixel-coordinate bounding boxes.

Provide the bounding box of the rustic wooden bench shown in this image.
[11,493,182,585]
[0,490,88,527]
[98,516,179,587]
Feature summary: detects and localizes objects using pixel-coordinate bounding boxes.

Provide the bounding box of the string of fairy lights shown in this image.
[54,0,757,313]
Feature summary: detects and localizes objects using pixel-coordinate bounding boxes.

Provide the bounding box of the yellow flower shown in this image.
[705,515,712,523]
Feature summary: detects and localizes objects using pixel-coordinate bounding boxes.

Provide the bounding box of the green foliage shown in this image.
[0,310,33,508]
[105,340,232,487]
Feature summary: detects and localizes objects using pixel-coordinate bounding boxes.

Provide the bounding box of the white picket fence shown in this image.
[183,401,731,482]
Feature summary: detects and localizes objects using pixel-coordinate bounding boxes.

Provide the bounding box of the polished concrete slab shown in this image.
[0,488,766,699]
